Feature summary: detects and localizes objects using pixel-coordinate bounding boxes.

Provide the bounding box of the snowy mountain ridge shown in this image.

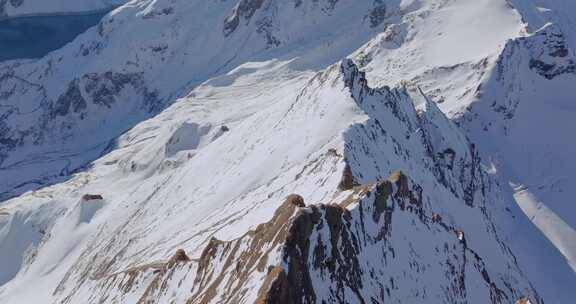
[0,0,575,303]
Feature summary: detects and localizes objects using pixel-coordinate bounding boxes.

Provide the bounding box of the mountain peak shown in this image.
[0,0,575,303]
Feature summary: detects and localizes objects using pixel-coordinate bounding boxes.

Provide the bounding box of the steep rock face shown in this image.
[524,24,574,80]
[0,71,160,152]
[262,174,540,304]
[339,59,484,210]
[223,0,267,36]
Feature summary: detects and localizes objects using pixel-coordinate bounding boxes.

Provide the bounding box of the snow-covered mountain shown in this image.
[0,0,575,303]
[0,0,125,18]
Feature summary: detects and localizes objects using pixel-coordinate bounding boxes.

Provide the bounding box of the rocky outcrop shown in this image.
[525,25,575,79]
[223,0,266,36]
[188,194,303,303]
[82,194,103,201]
[0,70,160,159]
[168,249,191,266]
[516,296,532,304]
[340,59,483,208]
[257,172,540,304]
[0,68,161,200]
[337,162,359,191]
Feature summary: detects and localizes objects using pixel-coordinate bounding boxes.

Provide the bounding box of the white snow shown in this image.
[514,185,576,271]
[0,0,575,303]
[422,0,522,66]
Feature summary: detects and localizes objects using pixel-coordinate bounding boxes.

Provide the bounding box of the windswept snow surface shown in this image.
[0,0,575,303]
[422,0,522,67]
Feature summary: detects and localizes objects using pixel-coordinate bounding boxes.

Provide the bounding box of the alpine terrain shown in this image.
[0,0,575,303]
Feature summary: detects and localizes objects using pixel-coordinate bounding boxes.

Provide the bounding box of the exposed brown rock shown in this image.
[168,249,191,266]
[261,172,430,303]
[326,148,339,157]
[185,194,306,304]
[285,194,305,208]
[338,162,360,191]
[338,185,372,209]
[256,266,290,304]
[516,296,531,304]
[432,213,442,223]
[388,171,410,198]
[324,205,344,271]
[373,180,393,223]
[276,206,322,304]
[265,200,369,304]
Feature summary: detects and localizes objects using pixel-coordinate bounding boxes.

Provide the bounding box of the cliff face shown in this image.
[262,173,539,304]
[1,0,575,303]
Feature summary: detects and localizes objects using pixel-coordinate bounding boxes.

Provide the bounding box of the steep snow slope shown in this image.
[459,22,576,271]
[0,0,388,201]
[355,0,576,273]
[0,0,575,303]
[355,0,523,114]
